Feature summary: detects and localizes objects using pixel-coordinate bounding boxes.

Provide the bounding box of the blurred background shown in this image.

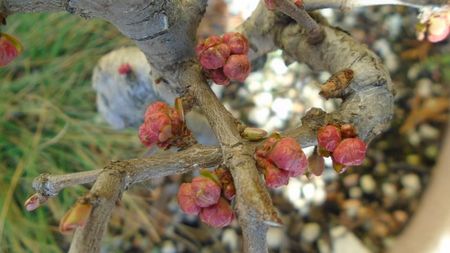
[0,0,449,252]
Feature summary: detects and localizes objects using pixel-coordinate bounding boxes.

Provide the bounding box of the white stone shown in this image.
[331,226,370,253]
[221,229,238,251]
[360,175,377,194]
[161,240,177,253]
[301,223,321,243]
[266,227,285,249]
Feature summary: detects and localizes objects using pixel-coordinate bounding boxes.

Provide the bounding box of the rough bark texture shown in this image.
[3,0,448,252]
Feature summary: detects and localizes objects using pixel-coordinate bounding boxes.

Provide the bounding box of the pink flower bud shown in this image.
[317,125,342,152]
[177,183,201,215]
[267,137,308,177]
[196,35,222,56]
[294,0,303,7]
[263,163,290,188]
[332,138,367,166]
[59,202,93,233]
[191,176,221,208]
[207,68,230,85]
[199,198,234,228]
[0,33,23,67]
[199,43,230,70]
[139,101,184,148]
[223,54,251,82]
[222,32,249,54]
[214,168,236,200]
[117,63,132,75]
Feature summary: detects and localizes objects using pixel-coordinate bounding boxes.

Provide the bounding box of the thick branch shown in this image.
[69,169,125,253]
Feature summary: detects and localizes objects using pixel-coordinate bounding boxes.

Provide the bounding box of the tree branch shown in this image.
[68,169,125,253]
[32,145,222,197]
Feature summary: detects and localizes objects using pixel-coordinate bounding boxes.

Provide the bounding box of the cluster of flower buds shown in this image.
[0,32,23,67]
[196,32,251,85]
[177,169,235,228]
[255,136,308,188]
[417,7,450,43]
[316,124,367,173]
[138,101,190,149]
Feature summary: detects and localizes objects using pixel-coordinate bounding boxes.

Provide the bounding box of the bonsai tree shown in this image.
[1,0,449,252]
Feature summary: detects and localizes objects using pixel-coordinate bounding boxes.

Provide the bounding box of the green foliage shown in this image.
[0,13,142,253]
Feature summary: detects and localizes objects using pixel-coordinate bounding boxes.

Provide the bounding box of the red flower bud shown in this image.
[214,168,236,200]
[139,101,184,149]
[267,137,308,177]
[199,43,230,70]
[317,125,342,152]
[222,32,249,54]
[196,35,222,56]
[177,183,201,215]
[191,176,221,208]
[223,54,251,82]
[207,68,230,85]
[332,138,367,166]
[118,63,132,75]
[263,163,290,188]
[0,33,23,67]
[199,198,234,228]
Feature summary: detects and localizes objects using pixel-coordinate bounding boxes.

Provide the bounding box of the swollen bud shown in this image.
[242,127,268,141]
[263,163,290,188]
[139,101,185,149]
[199,198,234,228]
[206,68,230,86]
[199,43,230,70]
[332,138,367,166]
[177,183,201,215]
[317,125,342,152]
[196,35,222,55]
[191,176,221,208]
[222,32,249,54]
[24,193,48,212]
[223,54,251,82]
[267,137,308,177]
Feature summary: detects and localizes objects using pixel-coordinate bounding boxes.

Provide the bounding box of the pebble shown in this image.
[416,78,433,97]
[301,223,321,243]
[408,131,421,147]
[343,199,361,218]
[406,154,421,166]
[221,229,238,251]
[360,175,377,194]
[407,64,422,80]
[425,145,439,159]
[266,227,285,249]
[161,240,177,253]
[349,187,363,199]
[418,124,440,140]
[331,226,370,253]
[401,174,421,194]
[382,183,398,199]
[343,174,360,188]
